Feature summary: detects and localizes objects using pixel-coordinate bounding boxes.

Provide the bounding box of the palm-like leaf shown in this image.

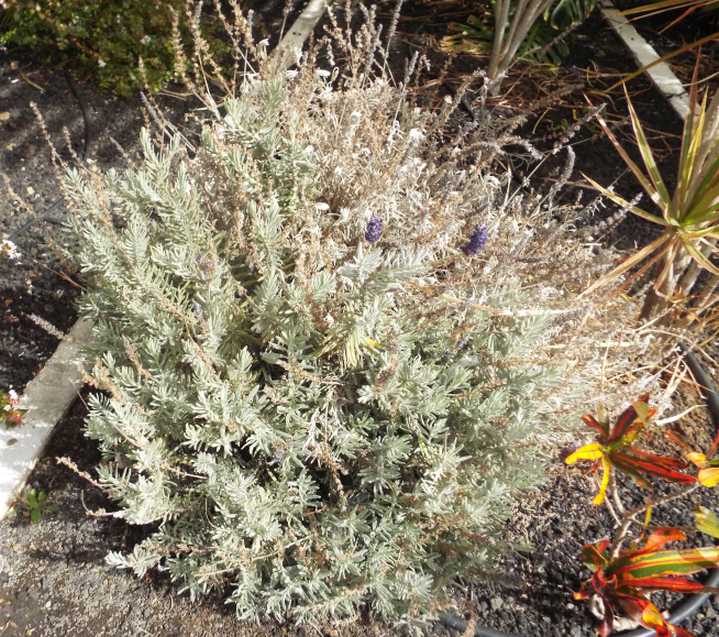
[585,77,719,301]
[548,0,598,28]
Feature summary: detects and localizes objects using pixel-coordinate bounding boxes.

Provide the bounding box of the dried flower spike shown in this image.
[462,224,488,255]
[364,215,383,243]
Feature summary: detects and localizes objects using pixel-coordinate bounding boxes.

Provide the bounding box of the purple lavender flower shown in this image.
[364,215,383,243]
[462,224,488,256]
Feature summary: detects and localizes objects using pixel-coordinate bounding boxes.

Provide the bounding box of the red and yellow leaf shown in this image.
[623,447,690,471]
[622,575,706,592]
[608,394,653,443]
[581,413,610,439]
[637,527,687,555]
[593,456,612,506]
[581,539,611,570]
[613,593,668,635]
[611,450,696,484]
[617,546,719,578]
[565,442,604,464]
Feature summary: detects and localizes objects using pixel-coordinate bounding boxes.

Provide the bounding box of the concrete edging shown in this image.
[600,0,690,121]
[0,319,91,520]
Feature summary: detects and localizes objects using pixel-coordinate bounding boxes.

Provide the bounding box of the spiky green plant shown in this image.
[585,75,719,319]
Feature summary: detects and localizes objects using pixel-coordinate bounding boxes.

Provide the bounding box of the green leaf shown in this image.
[625,88,671,209]
[617,547,719,578]
[582,175,667,226]
[696,507,719,538]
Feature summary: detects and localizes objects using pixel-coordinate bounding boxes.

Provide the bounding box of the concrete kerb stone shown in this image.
[0,319,91,520]
[600,0,690,122]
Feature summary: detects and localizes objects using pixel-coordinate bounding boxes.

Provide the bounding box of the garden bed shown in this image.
[2,2,719,636]
[2,385,717,636]
[0,62,145,393]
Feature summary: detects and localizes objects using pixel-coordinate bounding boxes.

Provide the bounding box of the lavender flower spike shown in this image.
[365,215,383,243]
[462,224,488,256]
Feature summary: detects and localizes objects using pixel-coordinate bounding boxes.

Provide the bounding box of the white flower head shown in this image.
[98,58,107,68]
[315,202,330,211]
[1,238,21,262]
[3,389,19,411]
[408,128,425,144]
[315,69,331,79]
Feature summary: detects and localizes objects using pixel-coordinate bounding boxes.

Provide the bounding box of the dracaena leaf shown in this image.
[682,237,719,276]
[613,593,668,634]
[636,527,687,556]
[582,539,610,569]
[618,547,719,578]
[610,450,696,484]
[582,233,671,295]
[621,446,689,471]
[622,575,706,593]
[625,87,671,208]
[581,413,610,439]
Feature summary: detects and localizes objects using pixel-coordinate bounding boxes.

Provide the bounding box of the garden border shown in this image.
[1,1,715,635]
[599,0,689,120]
[0,319,91,520]
[0,0,330,524]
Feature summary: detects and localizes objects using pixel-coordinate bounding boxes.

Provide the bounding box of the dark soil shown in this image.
[0,52,197,394]
[0,0,302,395]
[390,3,685,253]
[0,269,79,393]
[628,2,719,97]
[0,59,123,393]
